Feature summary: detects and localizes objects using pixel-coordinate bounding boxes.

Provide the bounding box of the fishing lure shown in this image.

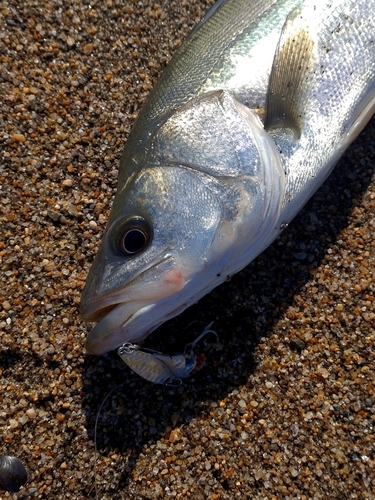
[118,323,218,384]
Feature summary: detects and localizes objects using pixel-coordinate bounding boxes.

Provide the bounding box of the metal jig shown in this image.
[118,322,218,385]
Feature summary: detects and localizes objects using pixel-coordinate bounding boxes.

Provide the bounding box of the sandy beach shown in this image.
[1,0,374,498]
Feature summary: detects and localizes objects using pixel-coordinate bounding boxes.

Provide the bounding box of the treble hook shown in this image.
[183,322,219,359]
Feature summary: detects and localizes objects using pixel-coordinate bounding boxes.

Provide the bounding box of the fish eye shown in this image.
[114,216,152,256]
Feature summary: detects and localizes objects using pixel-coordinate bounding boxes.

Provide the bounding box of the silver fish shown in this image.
[81,0,375,356]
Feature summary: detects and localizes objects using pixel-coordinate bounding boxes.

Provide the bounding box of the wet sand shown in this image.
[1,0,374,498]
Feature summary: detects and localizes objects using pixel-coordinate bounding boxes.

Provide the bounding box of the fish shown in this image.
[81,0,375,359]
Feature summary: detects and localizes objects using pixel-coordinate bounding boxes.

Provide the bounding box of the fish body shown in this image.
[81,0,375,355]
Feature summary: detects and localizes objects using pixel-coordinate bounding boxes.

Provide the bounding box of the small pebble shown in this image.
[26,409,37,419]
[2,301,11,312]
[290,337,306,350]
[11,133,26,143]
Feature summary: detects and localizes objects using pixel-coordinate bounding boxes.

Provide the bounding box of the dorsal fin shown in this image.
[265,8,316,139]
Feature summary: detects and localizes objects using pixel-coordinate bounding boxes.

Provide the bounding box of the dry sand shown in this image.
[1,0,374,498]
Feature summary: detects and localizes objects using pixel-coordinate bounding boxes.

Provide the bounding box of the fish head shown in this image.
[81,91,285,354]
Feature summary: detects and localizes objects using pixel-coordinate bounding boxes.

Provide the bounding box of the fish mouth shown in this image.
[83,303,117,323]
[81,255,188,355]
[81,253,173,321]
[84,300,159,355]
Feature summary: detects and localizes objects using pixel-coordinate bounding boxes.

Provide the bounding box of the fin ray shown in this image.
[265,8,316,138]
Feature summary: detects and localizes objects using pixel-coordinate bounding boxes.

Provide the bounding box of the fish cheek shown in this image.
[134,166,222,264]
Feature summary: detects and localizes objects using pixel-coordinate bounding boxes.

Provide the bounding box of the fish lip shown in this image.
[85,297,189,355]
[85,298,169,354]
[82,254,189,354]
[80,253,173,322]
[81,303,118,323]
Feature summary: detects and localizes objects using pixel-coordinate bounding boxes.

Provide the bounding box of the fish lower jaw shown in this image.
[85,300,153,354]
[81,302,118,323]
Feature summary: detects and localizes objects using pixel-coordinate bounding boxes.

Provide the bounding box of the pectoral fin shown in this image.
[265,8,316,138]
